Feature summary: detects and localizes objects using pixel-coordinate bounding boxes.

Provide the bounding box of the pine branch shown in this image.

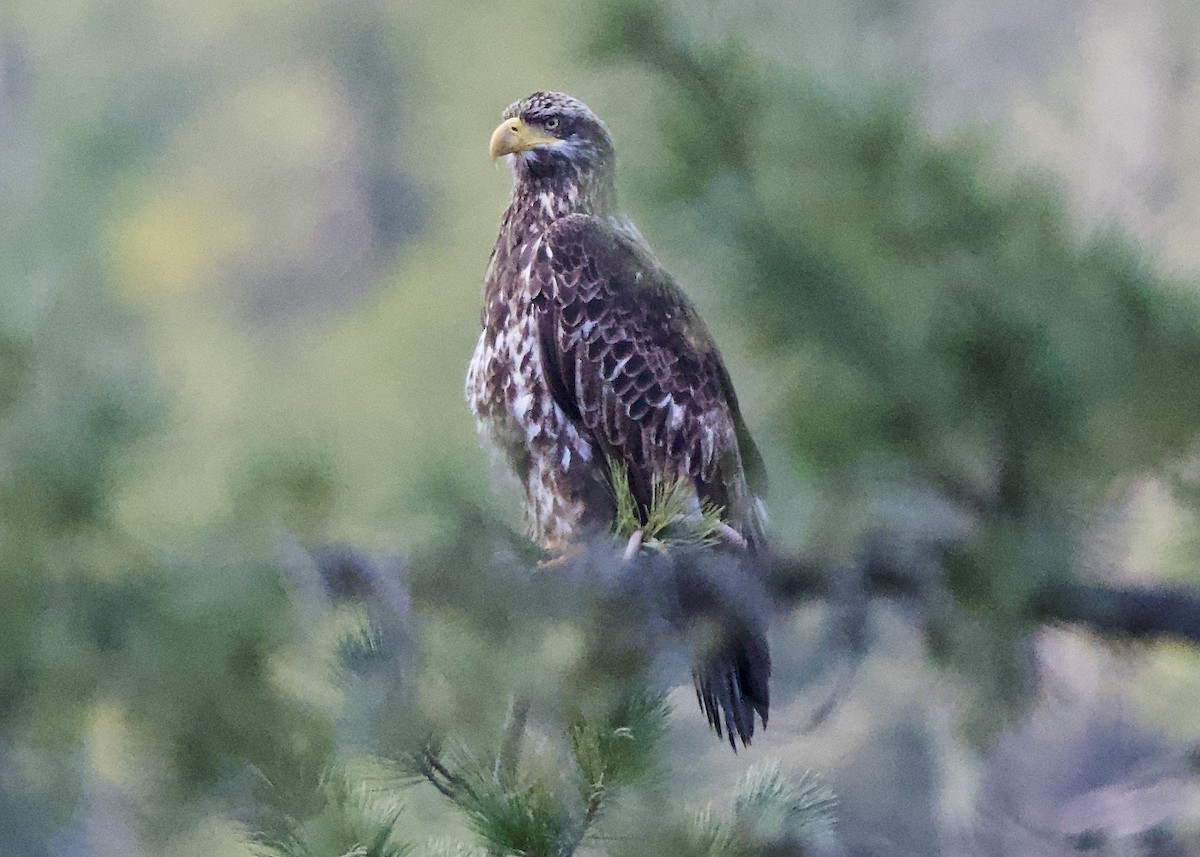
[495,697,530,792]
[1027,580,1200,643]
[768,552,1200,646]
[313,538,1200,664]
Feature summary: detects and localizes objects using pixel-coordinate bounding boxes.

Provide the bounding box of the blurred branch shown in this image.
[768,552,1200,646]
[314,537,1200,665]
[495,696,530,798]
[1027,580,1200,643]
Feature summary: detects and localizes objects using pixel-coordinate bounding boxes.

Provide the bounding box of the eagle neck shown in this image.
[483,162,615,317]
[512,164,616,224]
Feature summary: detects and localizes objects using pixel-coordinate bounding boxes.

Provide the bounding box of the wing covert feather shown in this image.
[530,213,771,748]
[533,213,762,532]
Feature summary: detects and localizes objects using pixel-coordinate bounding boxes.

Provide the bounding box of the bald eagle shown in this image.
[466,92,769,747]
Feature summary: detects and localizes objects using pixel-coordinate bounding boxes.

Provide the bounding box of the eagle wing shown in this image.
[532,213,766,547]
[533,213,771,746]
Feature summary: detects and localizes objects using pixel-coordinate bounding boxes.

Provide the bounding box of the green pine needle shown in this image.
[568,690,669,806]
[608,459,725,552]
[418,743,575,857]
[732,763,838,849]
[252,762,412,857]
[686,807,745,857]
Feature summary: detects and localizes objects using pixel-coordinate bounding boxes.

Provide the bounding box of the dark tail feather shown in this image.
[693,629,770,750]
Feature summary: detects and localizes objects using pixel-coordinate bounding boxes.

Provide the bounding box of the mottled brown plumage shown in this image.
[466,92,769,746]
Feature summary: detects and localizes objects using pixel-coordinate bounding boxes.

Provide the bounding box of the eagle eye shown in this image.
[544,116,560,130]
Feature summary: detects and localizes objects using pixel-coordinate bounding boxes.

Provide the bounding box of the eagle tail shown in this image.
[693,627,770,750]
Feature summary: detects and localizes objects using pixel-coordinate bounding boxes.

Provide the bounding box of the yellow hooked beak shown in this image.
[489,117,558,160]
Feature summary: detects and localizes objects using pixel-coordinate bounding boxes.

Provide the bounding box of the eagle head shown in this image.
[489,91,615,188]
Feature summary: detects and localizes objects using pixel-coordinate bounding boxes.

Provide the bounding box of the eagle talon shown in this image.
[622,529,644,562]
[715,522,748,550]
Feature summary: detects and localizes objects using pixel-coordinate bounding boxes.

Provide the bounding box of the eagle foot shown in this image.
[535,540,584,570]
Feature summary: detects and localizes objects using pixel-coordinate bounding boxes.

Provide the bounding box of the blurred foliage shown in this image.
[586,0,1200,738]
[602,762,838,857]
[2,0,1200,853]
[256,762,412,857]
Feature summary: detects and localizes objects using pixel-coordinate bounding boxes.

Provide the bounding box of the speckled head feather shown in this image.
[498,91,615,192]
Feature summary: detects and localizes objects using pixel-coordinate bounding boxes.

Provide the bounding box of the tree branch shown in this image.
[768,552,1200,646]
[1028,581,1200,644]
[312,539,1200,663]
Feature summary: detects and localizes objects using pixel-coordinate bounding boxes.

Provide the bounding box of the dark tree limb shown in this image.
[768,553,1200,647]
[310,539,1200,661]
[496,696,530,789]
[1028,581,1200,644]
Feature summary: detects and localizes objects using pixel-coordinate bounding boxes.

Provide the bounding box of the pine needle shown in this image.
[251,762,412,857]
[568,690,669,805]
[410,742,575,857]
[607,459,725,552]
[732,763,838,850]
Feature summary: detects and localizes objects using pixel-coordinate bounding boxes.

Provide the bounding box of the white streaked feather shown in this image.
[513,390,533,420]
[601,353,632,382]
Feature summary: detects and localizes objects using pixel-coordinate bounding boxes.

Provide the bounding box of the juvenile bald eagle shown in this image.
[466,92,769,747]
